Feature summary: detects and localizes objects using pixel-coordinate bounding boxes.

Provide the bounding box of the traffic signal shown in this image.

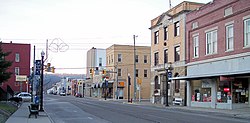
[51,67,55,73]
[90,68,93,74]
[102,70,106,75]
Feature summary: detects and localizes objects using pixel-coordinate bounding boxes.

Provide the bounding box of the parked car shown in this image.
[60,92,66,96]
[75,93,82,98]
[173,98,183,106]
[14,92,32,102]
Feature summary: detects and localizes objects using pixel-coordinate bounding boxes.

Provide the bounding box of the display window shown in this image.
[191,80,211,102]
[232,78,249,104]
[217,81,231,103]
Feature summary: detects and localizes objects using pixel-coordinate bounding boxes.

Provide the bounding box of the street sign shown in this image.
[168,72,172,78]
[35,60,41,75]
[15,75,27,81]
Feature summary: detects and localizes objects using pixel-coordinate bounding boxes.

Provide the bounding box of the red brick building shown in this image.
[184,0,250,109]
[0,42,31,100]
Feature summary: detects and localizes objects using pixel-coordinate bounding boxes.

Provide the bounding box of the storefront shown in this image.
[188,77,249,109]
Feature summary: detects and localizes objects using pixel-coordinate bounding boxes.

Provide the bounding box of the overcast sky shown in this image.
[0,0,211,74]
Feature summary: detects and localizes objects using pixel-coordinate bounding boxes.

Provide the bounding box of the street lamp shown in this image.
[165,63,172,107]
[40,51,45,111]
[128,73,131,102]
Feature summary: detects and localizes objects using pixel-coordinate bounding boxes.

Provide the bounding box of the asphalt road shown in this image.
[44,95,249,123]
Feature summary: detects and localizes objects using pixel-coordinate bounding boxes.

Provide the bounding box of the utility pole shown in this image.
[32,45,35,102]
[128,74,131,102]
[133,35,137,101]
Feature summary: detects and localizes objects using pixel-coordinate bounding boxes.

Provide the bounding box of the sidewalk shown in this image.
[5,102,52,123]
[97,98,250,120]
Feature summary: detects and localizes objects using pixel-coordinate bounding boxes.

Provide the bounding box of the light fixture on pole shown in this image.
[128,73,131,103]
[40,51,45,111]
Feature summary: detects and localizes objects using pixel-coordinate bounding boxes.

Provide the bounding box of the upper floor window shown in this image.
[154,52,159,66]
[144,55,147,63]
[226,24,234,51]
[15,53,20,62]
[206,30,217,55]
[136,69,138,77]
[164,26,168,40]
[111,55,114,63]
[99,58,102,66]
[144,69,147,78]
[192,22,198,29]
[118,68,122,76]
[174,46,180,62]
[224,7,233,17]
[174,21,180,37]
[15,67,20,75]
[164,49,168,64]
[135,55,139,63]
[118,54,122,62]
[154,31,159,44]
[193,35,199,58]
[244,18,250,47]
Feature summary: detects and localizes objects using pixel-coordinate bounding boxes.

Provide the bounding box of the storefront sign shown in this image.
[220,76,234,81]
[15,75,27,81]
[201,79,212,88]
[224,88,230,92]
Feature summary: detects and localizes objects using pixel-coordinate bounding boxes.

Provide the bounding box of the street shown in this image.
[44,95,249,123]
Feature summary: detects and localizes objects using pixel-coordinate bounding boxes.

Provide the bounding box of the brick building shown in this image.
[0,42,31,100]
[184,0,250,109]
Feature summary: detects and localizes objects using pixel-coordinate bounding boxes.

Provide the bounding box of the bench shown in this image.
[28,104,39,118]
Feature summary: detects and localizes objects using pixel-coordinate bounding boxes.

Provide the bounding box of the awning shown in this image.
[170,75,218,80]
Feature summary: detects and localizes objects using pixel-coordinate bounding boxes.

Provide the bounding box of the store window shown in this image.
[191,79,212,102]
[232,78,249,104]
[217,81,232,103]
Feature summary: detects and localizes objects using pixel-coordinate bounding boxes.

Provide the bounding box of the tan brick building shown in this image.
[106,44,151,100]
[149,1,204,105]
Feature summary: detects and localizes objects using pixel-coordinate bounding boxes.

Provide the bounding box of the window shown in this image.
[136,69,138,77]
[15,53,20,62]
[193,35,199,58]
[191,80,212,102]
[111,55,114,63]
[164,26,168,40]
[15,67,20,75]
[154,52,159,66]
[118,54,122,62]
[224,7,232,17]
[164,49,168,64]
[226,24,234,51]
[192,22,198,29]
[144,55,147,63]
[175,80,180,93]
[174,21,180,37]
[206,30,217,55]
[154,31,159,44]
[135,55,139,63]
[174,46,180,62]
[118,69,122,76]
[15,82,19,86]
[144,69,147,78]
[99,58,102,66]
[108,56,110,64]
[244,18,250,47]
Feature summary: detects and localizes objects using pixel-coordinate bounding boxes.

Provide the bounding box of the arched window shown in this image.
[154,76,160,89]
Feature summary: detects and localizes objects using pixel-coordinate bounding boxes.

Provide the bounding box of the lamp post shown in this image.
[40,51,45,111]
[128,74,131,102]
[165,63,172,107]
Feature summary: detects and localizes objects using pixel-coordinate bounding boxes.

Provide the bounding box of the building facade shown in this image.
[0,42,31,100]
[106,44,151,100]
[185,0,250,109]
[149,1,204,105]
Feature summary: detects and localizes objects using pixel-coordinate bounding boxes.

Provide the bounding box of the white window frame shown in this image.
[226,24,234,51]
[144,55,147,64]
[193,35,199,58]
[15,53,20,62]
[244,18,250,47]
[206,30,217,55]
[144,69,147,78]
[15,67,20,75]
[154,31,159,44]
[118,68,122,76]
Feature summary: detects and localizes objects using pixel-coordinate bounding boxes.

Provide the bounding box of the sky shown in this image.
[0,0,211,74]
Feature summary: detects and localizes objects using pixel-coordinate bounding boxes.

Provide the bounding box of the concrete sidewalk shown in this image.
[98,98,250,120]
[6,102,52,123]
